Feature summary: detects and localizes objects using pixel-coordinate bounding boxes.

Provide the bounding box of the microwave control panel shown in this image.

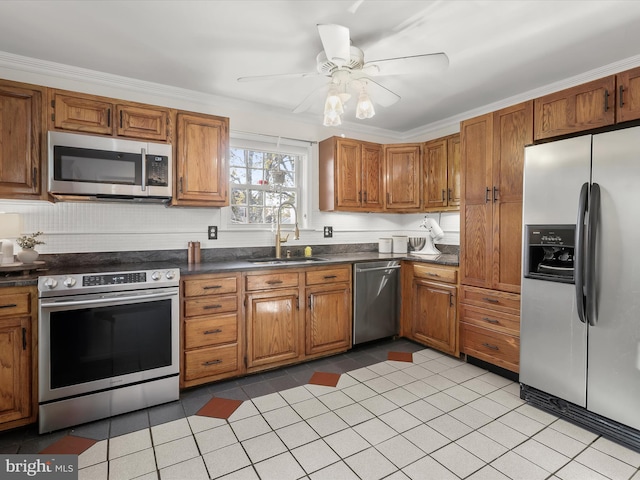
[146,155,170,186]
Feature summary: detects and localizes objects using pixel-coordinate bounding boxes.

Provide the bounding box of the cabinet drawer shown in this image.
[184,276,237,297]
[460,323,519,372]
[245,271,299,291]
[460,285,520,314]
[184,295,238,318]
[306,266,350,285]
[459,304,520,335]
[185,313,238,349]
[184,343,238,381]
[413,264,457,284]
[0,291,31,318]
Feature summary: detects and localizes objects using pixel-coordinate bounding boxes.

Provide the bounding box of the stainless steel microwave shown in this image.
[48,131,173,203]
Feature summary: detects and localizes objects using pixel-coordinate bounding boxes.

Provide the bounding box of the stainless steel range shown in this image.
[37,268,180,433]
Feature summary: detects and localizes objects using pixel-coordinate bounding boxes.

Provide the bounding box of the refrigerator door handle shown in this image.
[586,182,601,326]
[575,182,589,324]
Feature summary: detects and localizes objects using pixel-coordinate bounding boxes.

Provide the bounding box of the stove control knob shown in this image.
[165,270,175,280]
[43,278,58,289]
[63,277,77,288]
[151,271,161,281]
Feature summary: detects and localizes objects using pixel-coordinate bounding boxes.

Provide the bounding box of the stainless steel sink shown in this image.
[248,256,328,265]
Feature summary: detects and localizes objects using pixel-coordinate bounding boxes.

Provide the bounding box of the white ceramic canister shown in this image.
[378,238,393,253]
[392,235,408,253]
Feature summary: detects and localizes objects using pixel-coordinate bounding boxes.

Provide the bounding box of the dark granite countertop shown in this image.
[0,246,459,288]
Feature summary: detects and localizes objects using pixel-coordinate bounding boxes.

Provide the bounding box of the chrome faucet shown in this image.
[275,201,299,258]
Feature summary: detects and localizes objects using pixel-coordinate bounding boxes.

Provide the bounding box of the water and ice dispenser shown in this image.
[523,225,575,283]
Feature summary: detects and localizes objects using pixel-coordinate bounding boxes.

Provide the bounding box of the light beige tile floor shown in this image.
[68,346,640,479]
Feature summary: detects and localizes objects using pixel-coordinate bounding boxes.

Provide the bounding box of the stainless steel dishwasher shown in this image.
[353,260,401,345]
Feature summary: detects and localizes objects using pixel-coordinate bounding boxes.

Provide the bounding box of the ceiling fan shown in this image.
[237,24,449,125]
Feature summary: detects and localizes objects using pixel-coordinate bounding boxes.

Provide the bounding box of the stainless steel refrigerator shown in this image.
[520,125,640,450]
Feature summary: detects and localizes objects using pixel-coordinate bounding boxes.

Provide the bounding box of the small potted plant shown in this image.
[15,231,44,264]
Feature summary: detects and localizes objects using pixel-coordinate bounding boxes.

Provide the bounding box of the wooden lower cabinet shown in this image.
[246,287,302,369]
[459,285,520,372]
[401,262,459,356]
[181,273,244,388]
[305,266,352,357]
[0,286,37,432]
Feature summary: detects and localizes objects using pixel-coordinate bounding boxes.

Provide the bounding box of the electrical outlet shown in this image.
[323,226,333,238]
[208,226,218,240]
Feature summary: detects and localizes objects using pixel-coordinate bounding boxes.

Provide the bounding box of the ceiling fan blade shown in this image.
[292,84,329,114]
[360,78,401,107]
[363,52,449,76]
[317,24,351,68]
[237,71,319,83]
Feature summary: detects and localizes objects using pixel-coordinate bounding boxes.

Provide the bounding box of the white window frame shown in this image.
[222,132,311,231]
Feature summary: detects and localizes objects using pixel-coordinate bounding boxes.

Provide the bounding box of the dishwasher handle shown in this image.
[355,265,401,273]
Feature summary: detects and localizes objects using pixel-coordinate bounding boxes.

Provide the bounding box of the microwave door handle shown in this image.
[575,182,588,324]
[141,147,147,191]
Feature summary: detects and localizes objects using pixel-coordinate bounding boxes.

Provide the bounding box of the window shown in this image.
[228,138,306,227]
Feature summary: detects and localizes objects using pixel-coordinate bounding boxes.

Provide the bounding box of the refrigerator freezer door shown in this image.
[588,126,640,430]
[520,136,591,407]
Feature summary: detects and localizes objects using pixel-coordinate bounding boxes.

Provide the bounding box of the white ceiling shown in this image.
[1,0,640,136]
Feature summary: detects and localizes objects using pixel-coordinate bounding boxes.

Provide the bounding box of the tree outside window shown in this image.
[229,147,300,226]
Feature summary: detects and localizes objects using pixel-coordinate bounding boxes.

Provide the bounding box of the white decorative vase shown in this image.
[17,248,39,264]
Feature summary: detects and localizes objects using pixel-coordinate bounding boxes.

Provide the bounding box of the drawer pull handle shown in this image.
[0,303,17,309]
[203,304,222,310]
[323,275,337,279]
[482,317,499,324]
[204,329,223,335]
[266,280,283,285]
[202,359,222,366]
[481,342,499,351]
[482,297,499,303]
[203,285,222,290]
[427,272,440,277]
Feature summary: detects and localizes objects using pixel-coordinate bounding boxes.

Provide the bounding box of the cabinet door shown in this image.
[245,289,301,368]
[616,66,640,123]
[411,279,457,356]
[335,138,363,209]
[0,316,31,425]
[491,101,532,293]
[53,92,113,135]
[384,144,421,211]
[361,142,384,210]
[423,138,448,209]
[116,105,169,142]
[460,113,493,288]
[447,134,461,207]
[534,76,615,140]
[0,81,44,199]
[175,112,229,206]
[306,283,351,355]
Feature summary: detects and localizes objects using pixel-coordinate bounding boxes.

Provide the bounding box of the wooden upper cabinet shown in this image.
[460,101,532,293]
[534,76,615,140]
[460,112,493,289]
[423,133,460,211]
[50,90,170,142]
[616,66,640,123]
[174,112,229,207]
[0,80,46,200]
[384,143,421,212]
[492,101,533,293]
[319,137,383,212]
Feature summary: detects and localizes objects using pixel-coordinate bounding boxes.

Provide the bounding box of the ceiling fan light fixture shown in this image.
[356,89,375,119]
[324,85,344,116]
[323,111,342,126]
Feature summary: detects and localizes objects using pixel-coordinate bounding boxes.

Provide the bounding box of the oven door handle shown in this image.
[40,291,176,308]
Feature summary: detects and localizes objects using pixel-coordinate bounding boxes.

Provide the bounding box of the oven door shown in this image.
[38,287,179,403]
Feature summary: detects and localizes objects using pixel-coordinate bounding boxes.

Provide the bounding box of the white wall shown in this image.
[0,56,460,255]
